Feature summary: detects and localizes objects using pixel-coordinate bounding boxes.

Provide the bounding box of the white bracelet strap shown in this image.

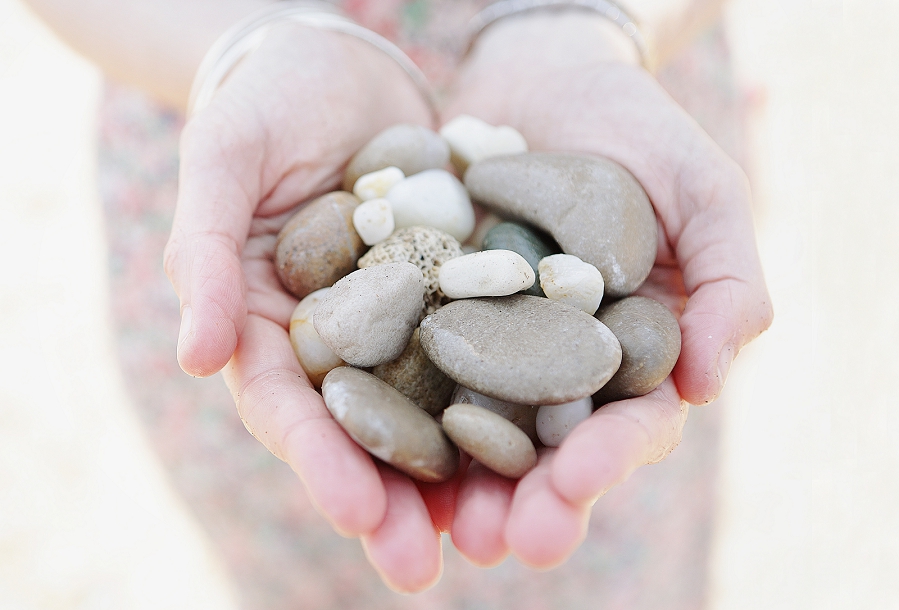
[188,0,436,119]
[466,0,651,69]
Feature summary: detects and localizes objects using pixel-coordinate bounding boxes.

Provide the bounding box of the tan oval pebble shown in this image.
[288,288,345,387]
[451,385,538,443]
[275,191,365,300]
[322,367,459,483]
[343,124,450,191]
[372,328,456,416]
[442,403,536,479]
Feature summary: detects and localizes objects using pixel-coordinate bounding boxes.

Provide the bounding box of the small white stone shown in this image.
[538,253,605,314]
[289,288,345,387]
[439,114,528,172]
[352,166,405,201]
[438,249,535,299]
[536,397,593,447]
[352,198,395,246]
[385,168,476,243]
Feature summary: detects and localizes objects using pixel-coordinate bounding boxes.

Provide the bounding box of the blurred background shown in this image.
[1,0,896,608]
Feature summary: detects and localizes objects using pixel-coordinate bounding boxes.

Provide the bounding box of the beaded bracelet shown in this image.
[187,0,437,119]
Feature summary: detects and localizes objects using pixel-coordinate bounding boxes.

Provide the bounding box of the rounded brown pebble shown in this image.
[343,124,450,191]
[322,367,459,483]
[275,191,365,300]
[593,296,682,405]
[442,403,536,479]
[372,328,456,416]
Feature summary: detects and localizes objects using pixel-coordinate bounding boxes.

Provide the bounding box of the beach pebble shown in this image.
[358,226,464,316]
[536,397,593,447]
[313,262,424,367]
[322,367,459,483]
[275,191,365,300]
[352,198,395,246]
[372,328,456,416]
[419,295,622,405]
[438,249,535,299]
[442,403,537,479]
[593,296,682,405]
[385,169,476,243]
[465,153,657,297]
[288,288,345,387]
[483,222,558,297]
[452,385,539,443]
[343,124,450,191]
[538,254,605,315]
[439,114,528,174]
[352,166,405,201]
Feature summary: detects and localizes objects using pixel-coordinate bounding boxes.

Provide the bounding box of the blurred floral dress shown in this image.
[98,1,746,608]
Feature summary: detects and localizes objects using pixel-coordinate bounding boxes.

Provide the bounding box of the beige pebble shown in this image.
[451,385,539,443]
[288,288,345,387]
[538,253,605,314]
[442,403,536,479]
[439,114,528,174]
[352,198,395,246]
[352,166,405,201]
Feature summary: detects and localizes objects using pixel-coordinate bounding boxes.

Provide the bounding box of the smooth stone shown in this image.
[385,169,476,243]
[275,191,365,300]
[288,288,345,387]
[313,262,425,368]
[343,124,450,191]
[322,367,459,483]
[419,295,622,405]
[451,385,539,443]
[465,153,657,297]
[352,197,395,246]
[536,397,593,448]
[442,403,537,479]
[439,114,528,174]
[372,328,456,416]
[538,253,605,315]
[352,166,405,201]
[593,296,682,405]
[483,222,558,297]
[438,250,535,299]
[358,226,464,316]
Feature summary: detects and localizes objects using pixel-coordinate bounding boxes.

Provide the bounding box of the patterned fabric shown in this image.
[98,3,744,607]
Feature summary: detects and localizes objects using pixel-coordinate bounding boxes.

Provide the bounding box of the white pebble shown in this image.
[536,397,593,447]
[538,253,605,314]
[438,250,535,299]
[439,114,528,172]
[385,168,476,243]
[289,288,345,387]
[352,198,395,246]
[352,166,405,201]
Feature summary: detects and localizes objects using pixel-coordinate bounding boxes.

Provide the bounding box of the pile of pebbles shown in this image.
[279,116,681,483]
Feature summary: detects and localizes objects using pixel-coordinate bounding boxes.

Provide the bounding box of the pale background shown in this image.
[1,0,896,608]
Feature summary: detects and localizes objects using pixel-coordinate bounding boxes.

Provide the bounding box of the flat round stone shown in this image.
[438,249,535,299]
[419,295,622,405]
[343,124,450,191]
[465,153,657,297]
[442,403,536,479]
[593,296,681,405]
[322,367,459,483]
[483,222,559,297]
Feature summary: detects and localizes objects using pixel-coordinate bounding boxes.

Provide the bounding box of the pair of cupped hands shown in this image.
[164,14,772,592]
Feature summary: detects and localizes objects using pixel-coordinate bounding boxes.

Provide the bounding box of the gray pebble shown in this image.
[343,124,450,191]
[451,385,539,444]
[322,367,459,483]
[442,403,536,479]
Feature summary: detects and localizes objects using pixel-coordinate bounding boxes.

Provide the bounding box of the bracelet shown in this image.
[188,0,437,119]
[466,0,652,70]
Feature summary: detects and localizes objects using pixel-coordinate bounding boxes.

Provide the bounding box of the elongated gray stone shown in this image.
[419,295,622,405]
[442,403,536,479]
[322,367,459,483]
[465,153,657,297]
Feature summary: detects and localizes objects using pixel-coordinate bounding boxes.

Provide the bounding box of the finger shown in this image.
[450,461,515,567]
[505,450,591,569]
[165,111,264,377]
[361,464,444,593]
[223,313,387,536]
[416,452,471,533]
[551,379,688,505]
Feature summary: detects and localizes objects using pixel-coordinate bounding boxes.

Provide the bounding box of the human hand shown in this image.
[163,24,450,591]
[440,11,773,568]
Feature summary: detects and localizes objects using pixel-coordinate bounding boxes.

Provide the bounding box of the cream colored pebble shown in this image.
[438,249,535,299]
[288,288,345,387]
[385,169,476,243]
[536,397,593,447]
[538,253,605,314]
[352,166,405,201]
[439,114,528,172]
[352,198,395,246]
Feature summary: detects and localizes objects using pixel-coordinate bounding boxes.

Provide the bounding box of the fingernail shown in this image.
[178,306,192,348]
[716,344,733,396]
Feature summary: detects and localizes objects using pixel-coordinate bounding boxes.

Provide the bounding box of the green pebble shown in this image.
[483,222,559,296]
